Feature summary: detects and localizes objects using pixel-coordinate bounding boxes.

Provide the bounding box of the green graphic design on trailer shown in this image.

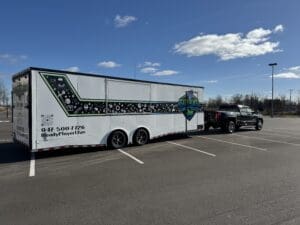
[178,91,202,121]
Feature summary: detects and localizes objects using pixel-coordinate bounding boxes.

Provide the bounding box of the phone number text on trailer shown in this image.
[41,125,86,138]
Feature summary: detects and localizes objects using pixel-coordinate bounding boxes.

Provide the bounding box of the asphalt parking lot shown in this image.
[1,116,300,225]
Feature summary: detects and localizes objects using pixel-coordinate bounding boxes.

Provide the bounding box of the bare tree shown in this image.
[0,78,9,108]
[0,78,6,106]
[0,78,10,118]
[206,95,223,109]
[230,94,243,104]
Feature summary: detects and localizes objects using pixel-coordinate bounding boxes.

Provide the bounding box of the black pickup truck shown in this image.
[204,104,263,133]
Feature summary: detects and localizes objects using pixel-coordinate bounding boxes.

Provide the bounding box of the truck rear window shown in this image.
[219,105,239,112]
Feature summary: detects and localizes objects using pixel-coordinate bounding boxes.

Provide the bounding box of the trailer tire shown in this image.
[133,128,149,146]
[108,130,128,149]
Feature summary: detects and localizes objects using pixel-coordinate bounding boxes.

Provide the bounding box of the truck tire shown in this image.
[133,128,149,146]
[226,121,236,133]
[108,130,127,149]
[256,120,263,130]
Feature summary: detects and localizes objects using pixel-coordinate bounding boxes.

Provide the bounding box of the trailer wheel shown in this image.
[133,128,149,146]
[109,130,127,149]
[227,121,236,133]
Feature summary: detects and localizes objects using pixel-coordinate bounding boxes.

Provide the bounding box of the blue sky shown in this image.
[1,0,300,100]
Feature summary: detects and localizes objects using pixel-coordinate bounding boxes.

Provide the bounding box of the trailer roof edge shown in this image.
[12,67,204,89]
[12,68,31,80]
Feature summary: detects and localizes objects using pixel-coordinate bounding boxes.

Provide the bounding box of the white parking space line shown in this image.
[118,149,144,164]
[29,153,35,177]
[259,131,300,140]
[0,120,10,123]
[167,141,216,157]
[0,139,11,143]
[263,129,300,137]
[232,134,300,147]
[268,127,300,132]
[197,136,268,152]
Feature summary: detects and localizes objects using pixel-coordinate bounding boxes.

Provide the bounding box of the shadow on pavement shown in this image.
[35,147,105,160]
[0,142,30,164]
[35,134,193,159]
[197,127,257,136]
[150,133,192,143]
[0,128,261,163]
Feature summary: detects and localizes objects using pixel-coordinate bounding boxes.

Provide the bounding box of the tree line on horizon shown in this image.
[205,94,300,115]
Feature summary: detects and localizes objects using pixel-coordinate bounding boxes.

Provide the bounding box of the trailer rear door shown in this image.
[12,73,30,147]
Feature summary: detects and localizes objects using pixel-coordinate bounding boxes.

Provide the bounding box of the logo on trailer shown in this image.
[178,91,201,121]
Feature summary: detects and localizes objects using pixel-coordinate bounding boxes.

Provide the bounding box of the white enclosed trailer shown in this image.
[12,67,204,152]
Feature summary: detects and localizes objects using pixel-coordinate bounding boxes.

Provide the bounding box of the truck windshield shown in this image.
[219,105,239,112]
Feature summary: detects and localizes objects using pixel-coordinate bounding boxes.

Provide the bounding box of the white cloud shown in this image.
[139,61,160,74]
[174,25,283,61]
[274,72,300,79]
[138,61,161,68]
[288,66,300,71]
[114,14,137,28]
[139,61,178,76]
[143,61,160,67]
[274,24,284,33]
[97,61,121,68]
[0,53,28,64]
[205,80,218,83]
[140,67,158,73]
[0,54,11,59]
[273,66,300,79]
[153,70,179,76]
[20,55,28,60]
[65,66,80,72]
[246,28,272,42]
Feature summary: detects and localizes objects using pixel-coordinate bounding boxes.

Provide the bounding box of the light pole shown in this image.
[269,63,277,117]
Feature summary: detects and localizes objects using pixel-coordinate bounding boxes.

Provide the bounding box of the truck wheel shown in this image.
[227,121,236,133]
[256,120,263,130]
[133,128,149,146]
[109,130,127,149]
